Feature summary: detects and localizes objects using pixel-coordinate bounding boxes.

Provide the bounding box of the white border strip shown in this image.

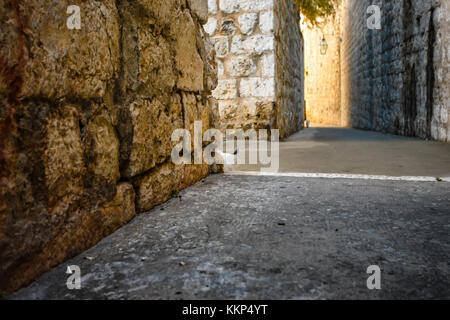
[225,171,450,182]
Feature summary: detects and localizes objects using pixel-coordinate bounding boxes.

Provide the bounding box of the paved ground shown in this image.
[12,174,450,300]
[232,126,450,178]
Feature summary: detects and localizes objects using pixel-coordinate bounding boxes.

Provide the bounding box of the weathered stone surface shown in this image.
[204,17,218,35]
[238,13,258,35]
[221,19,237,35]
[202,32,219,91]
[231,35,274,55]
[119,1,178,98]
[225,55,256,77]
[0,0,216,293]
[261,53,275,77]
[212,79,238,100]
[120,97,183,179]
[274,0,303,138]
[240,78,275,98]
[208,0,302,135]
[213,36,229,58]
[259,10,274,34]
[187,0,209,24]
[183,164,210,188]
[174,10,205,92]
[44,105,85,206]
[307,0,449,142]
[17,0,120,100]
[219,0,273,14]
[208,0,218,14]
[182,92,212,140]
[134,163,184,213]
[86,107,120,186]
[97,183,136,236]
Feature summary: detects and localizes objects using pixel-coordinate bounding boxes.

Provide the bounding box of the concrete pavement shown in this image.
[11,174,450,299]
[232,126,450,178]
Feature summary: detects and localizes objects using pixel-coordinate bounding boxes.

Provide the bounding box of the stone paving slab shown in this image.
[232,127,450,177]
[11,174,450,300]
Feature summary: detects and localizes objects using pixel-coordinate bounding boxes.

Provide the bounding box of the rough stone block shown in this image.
[44,105,85,205]
[221,19,237,35]
[187,0,209,24]
[225,55,257,77]
[212,79,238,99]
[86,107,120,185]
[204,17,218,35]
[219,0,273,14]
[208,0,218,14]
[120,97,183,178]
[261,53,275,77]
[238,13,258,35]
[240,78,275,97]
[213,36,230,58]
[231,35,274,55]
[174,10,205,92]
[14,0,120,100]
[259,10,274,34]
[134,162,184,213]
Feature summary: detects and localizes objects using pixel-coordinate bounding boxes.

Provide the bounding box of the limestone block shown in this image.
[120,97,183,178]
[134,162,184,213]
[225,55,257,77]
[231,35,274,55]
[218,60,225,78]
[238,13,258,35]
[204,17,218,36]
[208,0,218,14]
[240,78,275,97]
[183,164,210,188]
[98,182,136,234]
[15,0,120,100]
[187,0,209,24]
[219,0,273,14]
[203,35,219,91]
[85,107,120,185]
[221,19,237,35]
[182,92,211,142]
[120,3,177,98]
[261,53,275,77]
[213,36,230,58]
[44,105,85,206]
[174,10,205,92]
[212,79,238,100]
[219,101,240,120]
[259,11,274,34]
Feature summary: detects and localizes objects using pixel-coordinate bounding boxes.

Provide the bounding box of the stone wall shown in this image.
[302,0,449,142]
[301,15,342,126]
[0,0,216,292]
[204,0,304,137]
[274,0,304,138]
[340,0,450,141]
